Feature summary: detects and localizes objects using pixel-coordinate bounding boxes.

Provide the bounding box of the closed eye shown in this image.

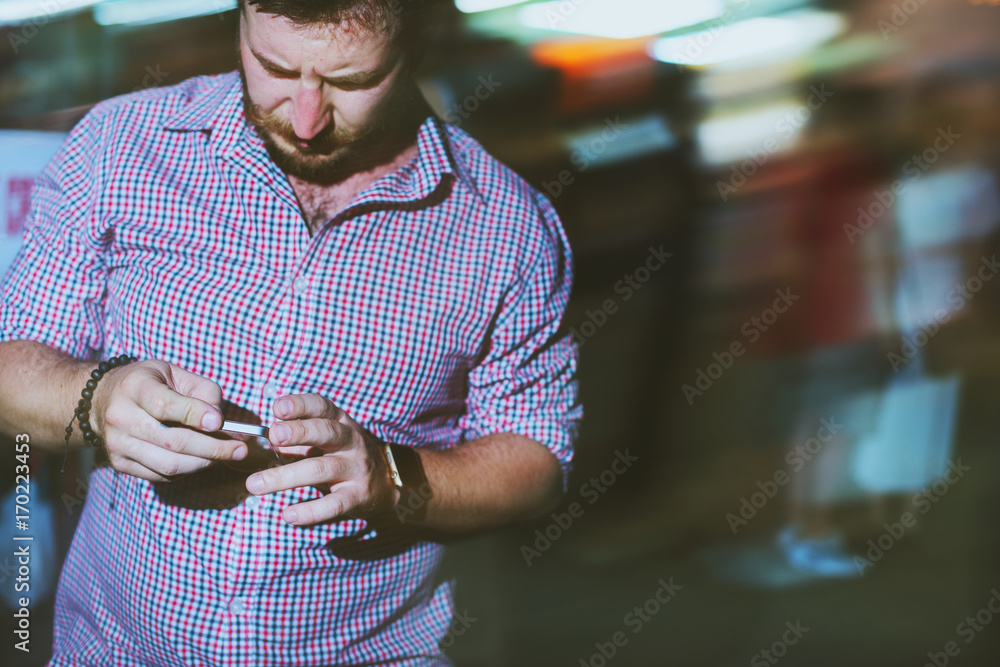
[263,63,299,80]
[251,48,383,89]
[321,77,377,91]
[251,49,300,79]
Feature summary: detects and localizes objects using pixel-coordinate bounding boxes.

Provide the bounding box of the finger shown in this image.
[108,435,208,482]
[246,455,347,496]
[139,416,248,461]
[273,393,345,422]
[110,457,173,483]
[137,373,222,432]
[282,489,360,526]
[168,364,223,409]
[272,444,313,459]
[129,439,218,478]
[269,416,350,449]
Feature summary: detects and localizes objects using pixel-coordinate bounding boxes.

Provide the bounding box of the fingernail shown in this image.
[203,412,221,431]
[233,446,247,461]
[272,423,290,445]
[284,508,297,523]
[275,399,289,416]
[247,475,264,494]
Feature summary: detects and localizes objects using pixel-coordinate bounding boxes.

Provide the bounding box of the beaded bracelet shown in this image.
[60,354,139,475]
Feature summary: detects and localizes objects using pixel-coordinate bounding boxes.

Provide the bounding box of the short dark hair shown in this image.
[238,0,446,63]
[239,0,400,32]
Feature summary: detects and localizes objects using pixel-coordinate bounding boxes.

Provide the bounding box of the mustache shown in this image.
[244,102,347,154]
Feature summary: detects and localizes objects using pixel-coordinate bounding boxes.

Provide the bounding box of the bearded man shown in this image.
[0,1,582,664]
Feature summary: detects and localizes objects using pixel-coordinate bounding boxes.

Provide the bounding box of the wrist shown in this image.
[60,353,138,476]
[89,365,122,442]
[72,355,137,447]
[383,443,432,524]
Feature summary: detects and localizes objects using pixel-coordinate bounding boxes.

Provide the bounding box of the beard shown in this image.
[238,63,420,185]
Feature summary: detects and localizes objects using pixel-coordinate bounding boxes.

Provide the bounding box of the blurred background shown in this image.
[3,0,1000,665]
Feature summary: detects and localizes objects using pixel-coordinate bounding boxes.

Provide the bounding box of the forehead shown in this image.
[241,6,401,66]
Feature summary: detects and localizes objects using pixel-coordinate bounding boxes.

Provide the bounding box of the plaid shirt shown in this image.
[0,71,581,666]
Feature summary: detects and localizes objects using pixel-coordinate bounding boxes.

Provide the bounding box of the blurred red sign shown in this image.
[6,177,34,235]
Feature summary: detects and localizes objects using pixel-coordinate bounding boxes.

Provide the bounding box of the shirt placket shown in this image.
[221,468,258,661]
[214,154,309,665]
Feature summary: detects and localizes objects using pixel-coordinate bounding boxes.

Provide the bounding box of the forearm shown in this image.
[0,340,94,452]
[402,432,564,532]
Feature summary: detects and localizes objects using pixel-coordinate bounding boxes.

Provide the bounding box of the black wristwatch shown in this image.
[384,442,431,523]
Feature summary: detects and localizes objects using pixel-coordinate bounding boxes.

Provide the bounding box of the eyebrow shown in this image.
[250,48,380,85]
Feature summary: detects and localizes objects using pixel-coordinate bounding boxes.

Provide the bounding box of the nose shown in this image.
[289,84,329,142]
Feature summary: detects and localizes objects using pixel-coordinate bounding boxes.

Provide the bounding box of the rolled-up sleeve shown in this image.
[458,193,583,490]
[0,110,110,359]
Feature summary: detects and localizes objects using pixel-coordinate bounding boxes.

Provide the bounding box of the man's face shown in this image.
[239,6,407,181]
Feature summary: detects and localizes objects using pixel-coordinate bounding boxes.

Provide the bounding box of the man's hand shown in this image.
[245,393,398,526]
[92,360,247,482]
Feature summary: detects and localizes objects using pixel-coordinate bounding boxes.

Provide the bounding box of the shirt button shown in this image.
[263,382,278,399]
[229,599,246,615]
[246,495,260,510]
[293,276,311,294]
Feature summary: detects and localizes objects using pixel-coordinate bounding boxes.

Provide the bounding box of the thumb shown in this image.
[164,363,224,431]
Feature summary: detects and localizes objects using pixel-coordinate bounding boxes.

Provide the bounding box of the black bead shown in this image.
[79,421,90,432]
[129,356,138,363]
[82,429,93,441]
[65,426,73,435]
[78,398,87,408]
[82,388,93,399]
[98,361,110,373]
[91,369,102,380]
[86,379,97,389]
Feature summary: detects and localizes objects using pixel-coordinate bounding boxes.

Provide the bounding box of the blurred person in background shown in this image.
[0,0,583,664]
[774,73,1000,581]
[699,84,903,585]
[773,84,901,580]
[847,70,1000,527]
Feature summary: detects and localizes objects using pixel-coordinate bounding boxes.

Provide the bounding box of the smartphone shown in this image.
[221,420,269,438]
[220,421,285,464]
